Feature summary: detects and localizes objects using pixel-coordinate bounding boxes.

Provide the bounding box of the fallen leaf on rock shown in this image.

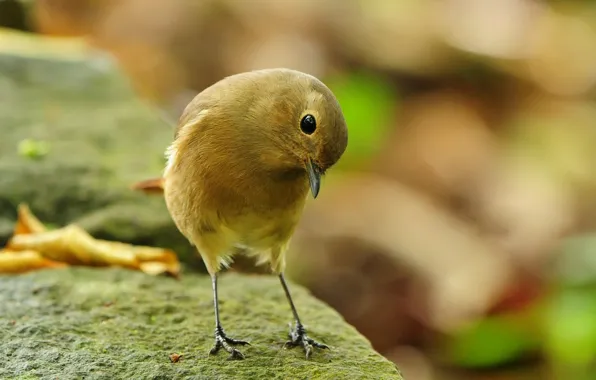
[8,225,101,265]
[13,203,47,235]
[0,204,180,277]
[0,250,66,274]
[92,240,180,277]
[139,261,177,277]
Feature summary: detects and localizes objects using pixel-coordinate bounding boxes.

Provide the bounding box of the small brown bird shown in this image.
[162,68,348,360]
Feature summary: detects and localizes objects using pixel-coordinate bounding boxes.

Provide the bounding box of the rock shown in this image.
[0,30,199,267]
[0,267,402,379]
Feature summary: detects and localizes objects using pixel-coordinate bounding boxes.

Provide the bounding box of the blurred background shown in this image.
[2,0,596,378]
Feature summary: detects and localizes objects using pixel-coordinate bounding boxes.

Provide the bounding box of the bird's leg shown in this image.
[208,273,250,360]
[279,273,329,358]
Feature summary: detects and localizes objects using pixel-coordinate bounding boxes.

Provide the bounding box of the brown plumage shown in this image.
[162,68,348,360]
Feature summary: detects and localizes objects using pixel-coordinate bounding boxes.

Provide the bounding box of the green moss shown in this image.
[0,268,402,379]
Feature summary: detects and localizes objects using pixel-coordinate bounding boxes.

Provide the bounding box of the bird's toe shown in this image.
[224,336,250,346]
[283,322,329,358]
[227,349,245,360]
[209,327,249,359]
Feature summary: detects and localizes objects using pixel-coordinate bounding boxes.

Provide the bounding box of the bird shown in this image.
[160,68,348,360]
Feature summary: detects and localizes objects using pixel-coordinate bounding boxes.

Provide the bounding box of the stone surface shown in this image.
[0,267,402,379]
[0,31,199,266]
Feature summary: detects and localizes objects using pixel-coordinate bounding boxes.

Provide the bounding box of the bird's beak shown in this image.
[306,159,321,199]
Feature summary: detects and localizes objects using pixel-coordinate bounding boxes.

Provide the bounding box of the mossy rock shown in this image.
[0,31,199,267]
[0,267,402,379]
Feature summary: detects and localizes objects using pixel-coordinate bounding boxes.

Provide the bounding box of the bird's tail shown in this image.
[131,177,164,195]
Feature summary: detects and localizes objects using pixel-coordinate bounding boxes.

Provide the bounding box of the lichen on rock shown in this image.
[0,268,402,379]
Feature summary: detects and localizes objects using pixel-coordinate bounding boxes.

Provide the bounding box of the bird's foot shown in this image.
[209,326,250,360]
[283,322,329,359]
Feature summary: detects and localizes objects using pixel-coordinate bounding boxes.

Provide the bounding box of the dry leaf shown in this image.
[0,250,66,274]
[13,203,47,235]
[9,225,140,268]
[3,204,181,277]
[124,244,180,277]
[139,261,174,277]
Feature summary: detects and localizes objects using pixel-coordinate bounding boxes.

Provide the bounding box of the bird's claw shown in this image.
[283,322,329,359]
[209,326,250,360]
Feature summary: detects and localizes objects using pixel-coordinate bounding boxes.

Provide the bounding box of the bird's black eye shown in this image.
[300,114,317,135]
